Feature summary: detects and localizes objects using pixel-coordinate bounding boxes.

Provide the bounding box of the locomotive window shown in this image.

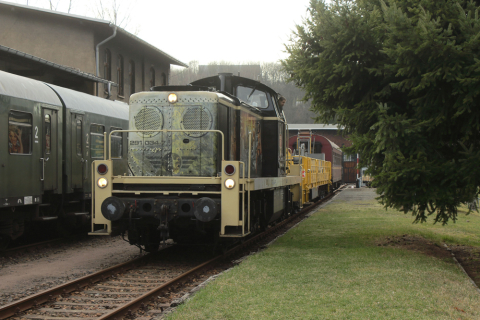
[8,111,32,155]
[90,124,105,159]
[76,119,82,156]
[44,114,51,154]
[236,86,269,109]
[110,127,123,159]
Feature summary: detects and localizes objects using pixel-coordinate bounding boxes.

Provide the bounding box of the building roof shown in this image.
[0,45,116,85]
[0,0,188,68]
[287,124,343,130]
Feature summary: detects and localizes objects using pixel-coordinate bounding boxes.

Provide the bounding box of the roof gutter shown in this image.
[95,23,117,97]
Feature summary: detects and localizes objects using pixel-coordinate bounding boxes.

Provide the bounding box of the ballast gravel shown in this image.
[0,235,142,306]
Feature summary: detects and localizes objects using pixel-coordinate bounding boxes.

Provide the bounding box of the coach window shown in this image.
[76,119,82,156]
[8,111,32,155]
[343,153,355,161]
[44,114,51,154]
[129,60,135,94]
[161,72,166,86]
[110,127,123,159]
[104,49,111,93]
[150,67,155,87]
[236,86,269,108]
[90,124,105,159]
[117,54,124,97]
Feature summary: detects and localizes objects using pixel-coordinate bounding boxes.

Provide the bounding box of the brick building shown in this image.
[0,0,187,101]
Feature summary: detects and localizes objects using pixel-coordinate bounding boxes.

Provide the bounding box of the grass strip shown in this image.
[168,188,480,320]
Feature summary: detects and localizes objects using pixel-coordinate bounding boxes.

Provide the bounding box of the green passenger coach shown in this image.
[0,70,128,248]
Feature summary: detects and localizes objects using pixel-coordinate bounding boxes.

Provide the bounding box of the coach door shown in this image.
[41,108,58,191]
[343,159,357,183]
[72,114,84,189]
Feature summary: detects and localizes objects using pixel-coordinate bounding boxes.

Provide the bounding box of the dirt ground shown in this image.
[377,235,480,288]
[338,187,480,290]
[0,236,142,306]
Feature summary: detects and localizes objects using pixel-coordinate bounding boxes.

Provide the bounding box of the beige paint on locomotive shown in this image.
[128,92,219,177]
[172,103,218,177]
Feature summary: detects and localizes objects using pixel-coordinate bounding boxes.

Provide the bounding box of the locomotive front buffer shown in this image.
[90,129,269,249]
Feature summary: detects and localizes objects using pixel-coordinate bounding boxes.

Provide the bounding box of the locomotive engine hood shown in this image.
[128,91,220,177]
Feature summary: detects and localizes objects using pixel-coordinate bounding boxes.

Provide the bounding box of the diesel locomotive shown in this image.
[0,70,128,248]
[91,74,339,251]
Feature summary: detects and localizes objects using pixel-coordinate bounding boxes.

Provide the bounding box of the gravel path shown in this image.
[0,236,142,306]
[331,185,377,202]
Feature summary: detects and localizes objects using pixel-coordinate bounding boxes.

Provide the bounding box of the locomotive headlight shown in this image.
[224,178,235,189]
[168,93,178,103]
[97,177,108,188]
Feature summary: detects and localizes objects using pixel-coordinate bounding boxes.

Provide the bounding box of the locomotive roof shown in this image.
[46,84,129,120]
[190,75,278,97]
[190,74,282,117]
[0,70,62,106]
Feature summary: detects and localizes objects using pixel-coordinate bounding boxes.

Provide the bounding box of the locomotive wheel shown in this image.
[144,242,159,253]
[143,229,161,253]
[0,235,10,251]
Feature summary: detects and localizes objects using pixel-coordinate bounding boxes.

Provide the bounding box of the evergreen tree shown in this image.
[283,0,480,223]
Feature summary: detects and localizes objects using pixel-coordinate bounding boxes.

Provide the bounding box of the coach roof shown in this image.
[0,70,62,106]
[46,84,129,120]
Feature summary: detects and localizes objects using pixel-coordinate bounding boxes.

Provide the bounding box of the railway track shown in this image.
[0,185,346,320]
[0,238,68,258]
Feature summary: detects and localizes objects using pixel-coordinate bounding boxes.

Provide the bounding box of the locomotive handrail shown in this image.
[107,129,225,163]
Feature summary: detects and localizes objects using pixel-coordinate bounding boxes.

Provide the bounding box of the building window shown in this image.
[90,124,105,159]
[8,111,32,155]
[161,72,167,86]
[117,54,124,97]
[104,49,111,93]
[150,67,155,87]
[129,60,135,94]
[110,127,123,159]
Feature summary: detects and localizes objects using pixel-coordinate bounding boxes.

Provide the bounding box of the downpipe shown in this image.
[95,23,117,97]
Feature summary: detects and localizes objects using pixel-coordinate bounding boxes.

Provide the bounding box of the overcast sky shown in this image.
[10,0,311,67]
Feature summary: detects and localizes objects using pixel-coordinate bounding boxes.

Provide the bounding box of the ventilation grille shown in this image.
[134,106,163,137]
[182,107,212,137]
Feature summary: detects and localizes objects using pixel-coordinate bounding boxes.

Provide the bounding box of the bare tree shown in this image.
[94,0,140,35]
